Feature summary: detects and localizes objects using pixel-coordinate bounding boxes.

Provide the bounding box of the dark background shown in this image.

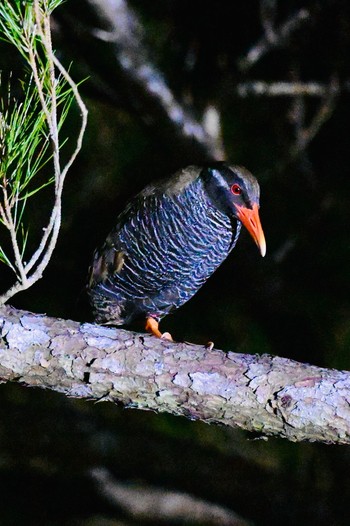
[1,1,350,524]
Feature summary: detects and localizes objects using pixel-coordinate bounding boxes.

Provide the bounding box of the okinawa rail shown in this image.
[88,163,266,339]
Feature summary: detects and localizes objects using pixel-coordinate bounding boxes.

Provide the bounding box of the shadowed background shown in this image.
[1,1,350,525]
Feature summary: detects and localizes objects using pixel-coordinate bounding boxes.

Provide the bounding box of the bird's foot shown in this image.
[145,317,173,341]
[161,332,173,341]
[205,341,214,350]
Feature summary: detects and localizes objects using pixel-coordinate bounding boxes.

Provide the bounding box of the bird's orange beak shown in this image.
[235,203,266,257]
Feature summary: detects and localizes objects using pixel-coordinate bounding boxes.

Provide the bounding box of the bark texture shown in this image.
[0,305,349,444]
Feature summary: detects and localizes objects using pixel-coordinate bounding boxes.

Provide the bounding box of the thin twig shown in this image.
[23,3,88,278]
[0,182,27,282]
[237,80,335,98]
[50,55,88,186]
[289,77,339,159]
[0,0,87,305]
[6,211,28,285]
[238,7,310,72]
[260,0,278,44]
[21,2,62,276]
[90,467,247,525]
[86,0,225,160]
[0,198,10,228]
[24,0,88,276]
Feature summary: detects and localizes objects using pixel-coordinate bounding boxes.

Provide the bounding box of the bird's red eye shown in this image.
[231,184,242,196]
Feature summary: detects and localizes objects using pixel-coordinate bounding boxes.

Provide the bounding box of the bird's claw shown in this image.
[205,341,214,351]
[161,332,173,341]
[145,317,173,341]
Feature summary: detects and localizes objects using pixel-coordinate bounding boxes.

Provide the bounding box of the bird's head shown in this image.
[202,163,266,257]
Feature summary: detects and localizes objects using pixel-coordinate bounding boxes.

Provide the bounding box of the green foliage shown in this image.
[0,0,74,273]
[0,1,61,60]
[0,79,48,268]
[0,74,73,267]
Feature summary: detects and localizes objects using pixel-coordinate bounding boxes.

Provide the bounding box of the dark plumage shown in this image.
[88,163,266,338]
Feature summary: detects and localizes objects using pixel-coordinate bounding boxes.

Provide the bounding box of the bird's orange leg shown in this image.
[145,317,162,337]
[145,317,173,341]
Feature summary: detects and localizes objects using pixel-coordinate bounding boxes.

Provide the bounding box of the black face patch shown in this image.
[200,163,260,216]
[219,165,260,207]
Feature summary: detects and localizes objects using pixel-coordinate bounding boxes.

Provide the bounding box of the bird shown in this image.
[87,162,266,339]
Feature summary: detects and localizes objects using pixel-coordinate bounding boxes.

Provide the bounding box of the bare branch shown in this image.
[60,0,225,161]
[4,204,28,285]
[1,305,350,445]
[23,3,88,277]
[238,7,311,72]
[260,0,278,44]
[92,0,224,159]
[288,77,339,160]
[0,182,28,282]
[33,1,61,187]
[237,81,336,98]
[236,76,340,164]
[91,467,248,526]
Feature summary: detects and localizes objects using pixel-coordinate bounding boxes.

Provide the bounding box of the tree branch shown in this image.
[237,80,343,97]
[55,0,225,163]
[90,467,248,526]
[238,6,311,72]
[1,305,350,445]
